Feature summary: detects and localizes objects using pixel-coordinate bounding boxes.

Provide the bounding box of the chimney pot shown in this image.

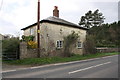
[54,6,58,9]
[53,6,59,17]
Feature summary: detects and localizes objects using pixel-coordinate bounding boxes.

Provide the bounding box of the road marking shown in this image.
[2,70,17,73]
[102,55,117,58]
[30,66,42,69]
[69,61,111,74]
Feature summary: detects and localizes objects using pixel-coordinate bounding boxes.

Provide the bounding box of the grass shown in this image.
[3,52,119,65]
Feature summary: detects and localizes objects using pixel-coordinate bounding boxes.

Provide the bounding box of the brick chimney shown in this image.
[53,6,59,17]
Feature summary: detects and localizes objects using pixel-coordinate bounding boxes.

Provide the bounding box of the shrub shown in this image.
[83,35,96,55]
[63,31,79,57]
[2,38,20,59]
[21,35,34,42]
[2,38,20,53]
[27,41,37,49]
[21,35,37,49]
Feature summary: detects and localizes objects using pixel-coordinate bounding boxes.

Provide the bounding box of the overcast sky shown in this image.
[0,0,119,36]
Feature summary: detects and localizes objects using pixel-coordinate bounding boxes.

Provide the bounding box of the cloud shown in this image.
[91,2,118,23]
[0,0,37,35]
[0,19,17,34]
[118,1,120,20]
[0,0,118,36]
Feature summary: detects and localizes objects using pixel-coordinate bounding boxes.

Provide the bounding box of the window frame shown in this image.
[77,41,82,49]
[56,40,63,49]
[30,28,35,35]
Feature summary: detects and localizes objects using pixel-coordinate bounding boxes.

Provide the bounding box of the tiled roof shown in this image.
[21,16,88,30]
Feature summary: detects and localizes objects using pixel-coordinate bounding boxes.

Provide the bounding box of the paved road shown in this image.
[2,55,118,78]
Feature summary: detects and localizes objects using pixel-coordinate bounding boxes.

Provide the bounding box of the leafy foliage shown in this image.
[88,21,120,47]
[2,38,20,54]
[21,35,37,49]
[27,41,37,49]
[80,9,119,48]
[63,31,79,57]
[22,35,34,42]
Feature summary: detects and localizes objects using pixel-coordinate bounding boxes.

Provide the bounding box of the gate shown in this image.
[2,46,20,60]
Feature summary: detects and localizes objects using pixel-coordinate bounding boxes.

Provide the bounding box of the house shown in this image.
[21,6,88,56]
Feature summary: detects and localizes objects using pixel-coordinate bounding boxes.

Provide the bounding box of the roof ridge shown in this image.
[21,16,88,30]
[44,16,81,26]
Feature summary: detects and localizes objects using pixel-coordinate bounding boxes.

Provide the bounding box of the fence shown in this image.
[2,52,19,60]
[2,45,20,60]
[96,47,119,53]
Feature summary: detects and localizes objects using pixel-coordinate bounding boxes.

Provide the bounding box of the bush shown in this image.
[2,38,20,59]
[22,35,34,42]
[83,35,96,55]
[2,38,20,53]
[27,41,37,49]
[21,35,37,49]
[63,31,79,57]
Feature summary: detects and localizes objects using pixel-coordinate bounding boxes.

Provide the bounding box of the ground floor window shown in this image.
[56,40,82,49]
[77,41,82,49]
[56,40,63,49]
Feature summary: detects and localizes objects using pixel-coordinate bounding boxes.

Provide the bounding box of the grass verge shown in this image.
[3,52,119,65]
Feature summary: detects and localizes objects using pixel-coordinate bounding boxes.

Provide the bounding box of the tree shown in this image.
[79,9,105,28]
[79,10,93,28]
[92,9,105,27]
[87,21,120,48]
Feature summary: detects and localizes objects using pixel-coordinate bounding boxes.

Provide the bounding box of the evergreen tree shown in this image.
[92,9,105,27]
[79,9,105,28]
[79,10,93,28]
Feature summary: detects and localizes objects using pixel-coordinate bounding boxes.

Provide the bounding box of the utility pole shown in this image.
[37,0,40,57]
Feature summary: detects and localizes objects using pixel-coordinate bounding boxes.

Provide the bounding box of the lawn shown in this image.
[3,52,119,65]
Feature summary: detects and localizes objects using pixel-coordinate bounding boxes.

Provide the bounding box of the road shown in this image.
[2,55,118,78]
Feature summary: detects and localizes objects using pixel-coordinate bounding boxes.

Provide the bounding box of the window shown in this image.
[30,28,35,35]
[56,40,63,49]
[77,41,82,49]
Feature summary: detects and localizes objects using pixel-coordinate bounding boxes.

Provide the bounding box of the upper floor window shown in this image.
[30,28,35,35]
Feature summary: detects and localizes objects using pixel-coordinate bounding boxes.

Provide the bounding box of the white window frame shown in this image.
[56,40,63,49]
[30,28,35,35]
[77,41,82,49]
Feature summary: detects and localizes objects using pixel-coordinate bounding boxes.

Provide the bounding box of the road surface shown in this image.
[2,55,118,78]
